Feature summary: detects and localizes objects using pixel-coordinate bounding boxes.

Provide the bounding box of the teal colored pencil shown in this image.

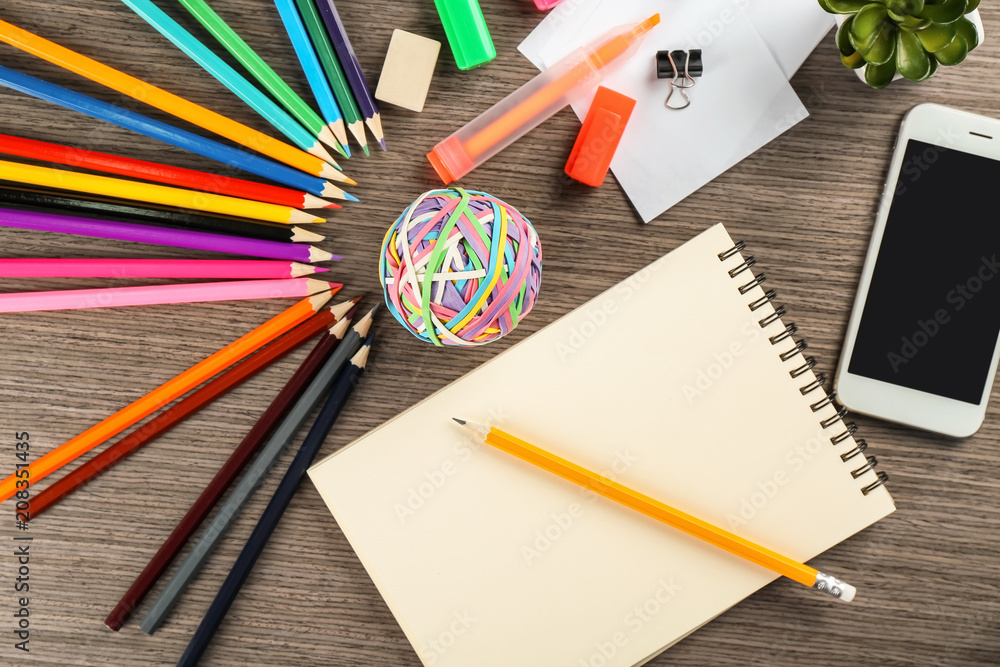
[272,0,350,156]
[120,0,345,173]
[177,0,348,158]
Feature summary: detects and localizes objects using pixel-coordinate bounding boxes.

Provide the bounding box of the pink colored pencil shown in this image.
[0,278,338,313]
[0,259,330,279]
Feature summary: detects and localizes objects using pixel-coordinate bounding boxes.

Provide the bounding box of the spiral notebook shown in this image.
[309,223,896,667]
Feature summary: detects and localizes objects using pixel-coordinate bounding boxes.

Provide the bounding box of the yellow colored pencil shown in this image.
[453,420,858,602]
[0,160,323,225]
[0,18,348,182]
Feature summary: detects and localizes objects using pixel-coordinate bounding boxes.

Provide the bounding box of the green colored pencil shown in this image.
[292,0,369,156]
[177,0,348,158]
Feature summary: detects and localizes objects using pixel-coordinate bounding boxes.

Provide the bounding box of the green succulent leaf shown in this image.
[852,3,892,53]
[919,54,940,80]
[897,14,933,31]
[864,25,898,65]
[934,33,969,64]
[837,16,858,55]
[966,0,980,10]
[842,50,868,68]
[917,0,968,24]
[823,0,873,13]
[865,59,898,88]
[954,17,980,51]
[897,30,933,79]
[916,21,957,50]
[886,0,925,14]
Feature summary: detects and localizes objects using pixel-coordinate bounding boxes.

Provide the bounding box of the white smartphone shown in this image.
[836,103,1000,438]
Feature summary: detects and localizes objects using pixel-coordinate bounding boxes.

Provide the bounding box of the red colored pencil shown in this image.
[103,300,362,631]
[0,133,341,210]
[27,300,356,520]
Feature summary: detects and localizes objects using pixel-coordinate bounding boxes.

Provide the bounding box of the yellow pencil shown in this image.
[453,419,858,602]
[0,18,351,183]
[0,160,323,225]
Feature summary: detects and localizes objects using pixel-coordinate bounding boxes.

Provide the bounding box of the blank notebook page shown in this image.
[309,223,895,667]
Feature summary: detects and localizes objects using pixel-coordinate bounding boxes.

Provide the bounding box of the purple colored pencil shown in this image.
[0,208,338,263]
[314,0,385,151]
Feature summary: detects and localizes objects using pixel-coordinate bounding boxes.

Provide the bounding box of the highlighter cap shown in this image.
[433,0,497,70]
[564,86,636,187]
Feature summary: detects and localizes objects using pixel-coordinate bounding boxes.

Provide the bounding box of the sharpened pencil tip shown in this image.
[323,202,343,209]
[361,145,370,157]
[343,176,358,186]
[379,138,387,152]
[343,191,360,203]
[452,418,467,425]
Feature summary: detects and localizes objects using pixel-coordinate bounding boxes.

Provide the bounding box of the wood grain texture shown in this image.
[0,1,998,665]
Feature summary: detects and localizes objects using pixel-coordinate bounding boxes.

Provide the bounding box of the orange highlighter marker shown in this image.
[427,14,659,184]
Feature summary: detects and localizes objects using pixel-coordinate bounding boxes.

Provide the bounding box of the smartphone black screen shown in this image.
[848,138,1000,405]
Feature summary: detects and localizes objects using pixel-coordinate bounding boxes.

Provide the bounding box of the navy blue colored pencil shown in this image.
[0,65,349,199]
[176,337,372,666]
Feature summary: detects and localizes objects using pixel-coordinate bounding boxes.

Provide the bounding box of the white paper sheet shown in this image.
[518,0,830,223]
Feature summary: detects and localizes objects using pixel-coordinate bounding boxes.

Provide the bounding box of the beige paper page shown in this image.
[310,223,895,667]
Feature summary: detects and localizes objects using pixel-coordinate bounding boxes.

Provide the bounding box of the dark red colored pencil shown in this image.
[103,298,362,631]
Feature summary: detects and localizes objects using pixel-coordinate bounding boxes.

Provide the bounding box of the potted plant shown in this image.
[818,0,983,88]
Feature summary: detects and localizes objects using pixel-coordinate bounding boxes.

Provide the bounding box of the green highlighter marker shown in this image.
[433,0,496,70]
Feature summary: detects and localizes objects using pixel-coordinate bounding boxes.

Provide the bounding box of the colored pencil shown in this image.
[0,291,336,502]
[103,302,360,632]
[26,299,356,521]
[0,277,337,314]
[272,0,349,152]
[176,0,347,158]
[0,259,327,279]
[0,187,327,245]
[0,159,323,225]
[0,65,356,200]
[137,307,375,633]
[292,0,369,155]
[0,208,336,263]
[455,421,859,602]
[120,0,344,168]
[315,0,385,151]
[0,134,340,210]
[178,337,371,665]
[0,19,343,181]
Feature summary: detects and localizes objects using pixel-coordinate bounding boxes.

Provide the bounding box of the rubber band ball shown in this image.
[379,188,543,347]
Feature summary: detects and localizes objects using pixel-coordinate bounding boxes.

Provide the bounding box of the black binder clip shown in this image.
[656,49,702,110]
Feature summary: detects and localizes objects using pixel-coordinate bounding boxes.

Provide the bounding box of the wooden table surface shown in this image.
[0,1,997,665]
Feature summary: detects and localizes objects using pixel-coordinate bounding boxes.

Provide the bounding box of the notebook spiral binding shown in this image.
[718,241,888,496]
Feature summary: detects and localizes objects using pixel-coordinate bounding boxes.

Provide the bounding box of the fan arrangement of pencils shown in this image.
[0,0,386,661]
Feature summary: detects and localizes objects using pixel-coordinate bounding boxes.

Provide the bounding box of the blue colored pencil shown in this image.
[120,0,344,171]
[177,338,371,667]
[0,65,355,200]
[273,0,350,156]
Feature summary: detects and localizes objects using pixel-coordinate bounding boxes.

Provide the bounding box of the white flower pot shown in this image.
[834,8,984,83]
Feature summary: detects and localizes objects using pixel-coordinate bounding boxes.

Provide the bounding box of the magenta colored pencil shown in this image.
[0,207,338,263]
[0,259,330,279]
[0,278,339,313]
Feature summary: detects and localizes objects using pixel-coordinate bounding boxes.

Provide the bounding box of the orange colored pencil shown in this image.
[454,420,858,602]
[26,299,360,520]
[0,18,344,181]
[0,290,336,502]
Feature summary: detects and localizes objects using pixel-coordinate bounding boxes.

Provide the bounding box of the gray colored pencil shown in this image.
[138,306,376,634]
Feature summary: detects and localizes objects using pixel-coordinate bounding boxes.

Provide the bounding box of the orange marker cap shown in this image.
[564,86,636,187]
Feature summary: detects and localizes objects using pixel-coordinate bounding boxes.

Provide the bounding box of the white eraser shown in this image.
[375,29,441,113]
[839,582,857,603]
